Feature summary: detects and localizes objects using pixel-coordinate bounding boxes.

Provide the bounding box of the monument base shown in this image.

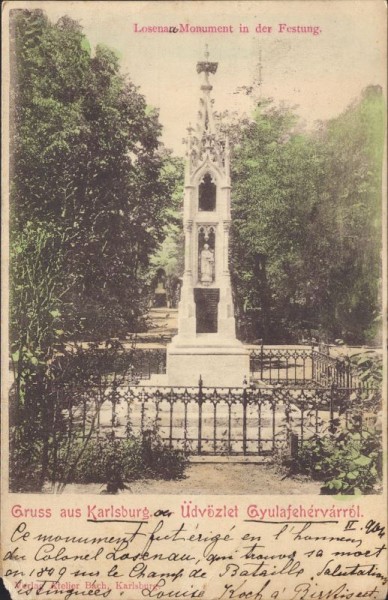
[166,336,250,387]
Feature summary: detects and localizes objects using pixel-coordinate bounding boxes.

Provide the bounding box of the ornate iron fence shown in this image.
[129,348,166,381]
[126,333,172,346]
[312,350,367,389]
[56,382,379,457]
[130,345,368,389]
[249,347,313,384]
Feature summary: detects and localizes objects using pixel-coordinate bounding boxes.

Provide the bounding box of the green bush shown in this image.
[9,340,188,492]
[52,430,188,489]
[9,430,44,493]
[350,350,383,389]
[286,348,383,495]
[295,427,382,494]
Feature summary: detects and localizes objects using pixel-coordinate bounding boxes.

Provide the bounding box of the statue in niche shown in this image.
[200,243,215,284]
[198,173,216,211]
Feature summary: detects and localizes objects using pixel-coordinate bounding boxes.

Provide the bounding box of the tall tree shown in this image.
[314,86,385,343]
[227,88,384,344]
[10,9,175,343]
[9,9,177,488]
[149,156,185,307]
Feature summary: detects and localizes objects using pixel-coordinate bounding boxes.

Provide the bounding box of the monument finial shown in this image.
[191,47,223,166]
[196,46,218,80]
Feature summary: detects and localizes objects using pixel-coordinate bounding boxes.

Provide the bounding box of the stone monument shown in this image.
[166,49,250,387]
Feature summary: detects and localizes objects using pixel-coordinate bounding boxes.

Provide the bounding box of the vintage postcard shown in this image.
[1,1,387,599]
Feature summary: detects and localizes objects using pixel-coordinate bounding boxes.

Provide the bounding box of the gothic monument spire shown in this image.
[166,49,249,387]
[186,46,227,173]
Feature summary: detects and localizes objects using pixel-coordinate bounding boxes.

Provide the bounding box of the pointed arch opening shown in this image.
[198,172,216,211]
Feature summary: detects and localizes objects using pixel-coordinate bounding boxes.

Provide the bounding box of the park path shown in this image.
[52,463,321,495]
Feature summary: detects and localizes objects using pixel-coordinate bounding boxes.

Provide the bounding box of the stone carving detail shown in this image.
[187,131,224,169]
[196,60,218,76]
[183,49,225,170]
[198,226,215,284]
[200,244,215,283]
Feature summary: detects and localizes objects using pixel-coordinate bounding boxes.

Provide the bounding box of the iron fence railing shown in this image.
[126,333,172,346]
[312,350,367,389]
[126,345,369,389]
[249,347,313,384]
[55,382,380,457]
[130,348,166,381]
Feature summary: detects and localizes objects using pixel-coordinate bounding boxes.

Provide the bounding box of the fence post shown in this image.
[198,376,203,455]
[142,429,153,466]
[260,340,264,380]
[345,356,351,388]
[111,381,120,433]
[329,381,336,433]
[242,377,248,455]
[290,432,299,459]
[311,344,315,382]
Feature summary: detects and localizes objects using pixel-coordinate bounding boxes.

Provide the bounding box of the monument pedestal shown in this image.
[167,336,249,387]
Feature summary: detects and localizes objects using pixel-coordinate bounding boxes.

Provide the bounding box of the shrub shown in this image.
[288,348,383,494]
[51,429,188,490]
[9,430,44,493]
[350,349,383,389]
[9,340,188,492]
[294,427,382,494]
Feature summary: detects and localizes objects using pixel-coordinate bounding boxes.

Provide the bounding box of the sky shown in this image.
[10,1,387,154]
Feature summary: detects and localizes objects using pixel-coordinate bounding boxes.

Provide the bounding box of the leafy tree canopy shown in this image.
[10,9,180,349]
[9,8,184,490]
[227,86,385,344]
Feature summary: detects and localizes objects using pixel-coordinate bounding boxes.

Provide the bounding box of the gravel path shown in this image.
[55,463,322,495]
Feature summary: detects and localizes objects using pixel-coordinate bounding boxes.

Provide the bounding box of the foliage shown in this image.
[10,427,188,493]
[149,156,184,306]
[226,86,385,344]
[9,340,132,492]
[350,349,383,389]
[52,431,188,490]
[8,9,385,495]
[10,8,177,343]
[9,9,182,491]
[10,220,66,435]
[282,351,383,495]
[296,427,382,495]
[275,349,383,494]
[9,341,187,492]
